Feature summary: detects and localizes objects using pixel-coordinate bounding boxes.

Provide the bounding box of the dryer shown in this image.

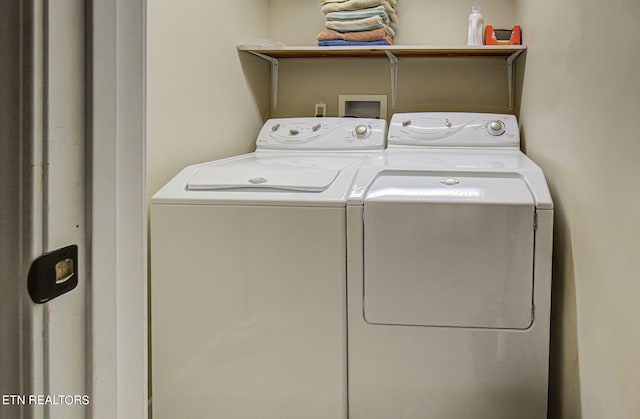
[346,113,553,418]
[151,117,386,419]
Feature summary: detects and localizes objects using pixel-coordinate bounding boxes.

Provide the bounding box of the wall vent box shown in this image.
[339,95,387,120]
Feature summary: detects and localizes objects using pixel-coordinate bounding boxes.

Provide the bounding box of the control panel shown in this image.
[388,113,520,148]
[256,117,386,151]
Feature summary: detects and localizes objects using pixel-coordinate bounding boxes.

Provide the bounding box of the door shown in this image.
[0,1,87,418]
[2,1,148,418]
[363,174,535,329]
[41,1,88,417]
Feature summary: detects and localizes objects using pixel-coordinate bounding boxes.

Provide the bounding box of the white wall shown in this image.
[515,1,640,418]
[147,0,271,197]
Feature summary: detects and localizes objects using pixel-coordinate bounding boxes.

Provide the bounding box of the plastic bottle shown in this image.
[467,5,484,46]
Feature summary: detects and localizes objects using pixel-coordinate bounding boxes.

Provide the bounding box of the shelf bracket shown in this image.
[250,51,279,109]
[385,50,398,109]
[506,49,523,110]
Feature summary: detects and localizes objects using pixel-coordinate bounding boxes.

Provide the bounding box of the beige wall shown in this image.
[270,0,520,118]
[269,0,517,45]
[147,0,271,197]
[515,1,640,418]
[148,1,521,190]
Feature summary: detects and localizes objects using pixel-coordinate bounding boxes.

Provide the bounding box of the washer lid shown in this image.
[187,156,341,192]
[364,174,534,205]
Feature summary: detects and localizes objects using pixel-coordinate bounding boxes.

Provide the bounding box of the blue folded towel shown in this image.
[318,39,390,46]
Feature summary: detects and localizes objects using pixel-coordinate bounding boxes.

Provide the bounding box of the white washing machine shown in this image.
[150,117,385,419]
[346,113,553,419]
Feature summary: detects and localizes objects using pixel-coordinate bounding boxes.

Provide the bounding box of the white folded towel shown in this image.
[321,0,397,6]
[327,6,390,25]
[326,15,396,36]
[322,0,398,24]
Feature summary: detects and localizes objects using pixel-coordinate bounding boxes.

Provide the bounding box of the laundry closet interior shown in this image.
[147,1,640,419]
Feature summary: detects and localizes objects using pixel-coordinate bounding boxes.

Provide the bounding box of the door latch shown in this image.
[28,244,78,303]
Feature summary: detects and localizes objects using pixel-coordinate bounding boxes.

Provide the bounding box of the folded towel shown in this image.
[326,15,396,35]
[318,39,390,46]
[317,28,393,44]
[326,5,390,24]
[321,0,396,6]
[322,0,398,23]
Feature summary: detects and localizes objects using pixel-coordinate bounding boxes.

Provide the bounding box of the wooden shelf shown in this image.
[237,44,526,59]
[237,44,526,110]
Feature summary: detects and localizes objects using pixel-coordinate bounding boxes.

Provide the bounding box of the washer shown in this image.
[150,117,385,419]
[346,113,553,419]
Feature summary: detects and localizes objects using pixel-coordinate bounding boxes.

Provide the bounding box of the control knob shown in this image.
[354,124,370,138]
[487,120,505,136]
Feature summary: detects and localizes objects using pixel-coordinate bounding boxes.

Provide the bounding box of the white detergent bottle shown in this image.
[467,5,484,46]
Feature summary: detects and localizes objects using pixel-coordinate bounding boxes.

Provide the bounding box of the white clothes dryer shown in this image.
[151,118,386,419]
[346,113,553,419]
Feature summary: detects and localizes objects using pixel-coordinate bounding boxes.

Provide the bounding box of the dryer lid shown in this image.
[187,158,341,192]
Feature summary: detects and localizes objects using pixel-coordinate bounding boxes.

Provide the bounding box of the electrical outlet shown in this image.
[314,102,326,117]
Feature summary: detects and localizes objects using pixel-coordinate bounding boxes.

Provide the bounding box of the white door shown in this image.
[0,1,87,418]
[40,0,88,417]
[1,1,147,417]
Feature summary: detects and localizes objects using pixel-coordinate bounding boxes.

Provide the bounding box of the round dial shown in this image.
[354,124,370,138]
[487,120,505,136]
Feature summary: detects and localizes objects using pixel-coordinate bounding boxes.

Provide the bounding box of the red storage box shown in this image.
[485,25,521,45]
